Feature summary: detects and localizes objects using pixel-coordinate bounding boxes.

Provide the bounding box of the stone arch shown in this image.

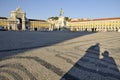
[17,18,22,30]
[8,8,29,30]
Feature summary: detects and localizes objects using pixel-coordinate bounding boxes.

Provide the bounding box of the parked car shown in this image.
[0,26,6,31]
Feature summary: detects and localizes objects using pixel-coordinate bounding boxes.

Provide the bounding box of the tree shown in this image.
[48,16,71,21]
[48,17,58,20]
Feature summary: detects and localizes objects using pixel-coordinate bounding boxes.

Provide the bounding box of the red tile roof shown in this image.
[93,17,120,21]
[70,17,120,22]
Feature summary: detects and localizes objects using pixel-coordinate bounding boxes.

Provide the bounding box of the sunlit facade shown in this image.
[0,17,8,29]
[29,19,51,31]
[0,17,51,31]
[0,8,120,32]
[68,18,120,32]
[0,8,52,31]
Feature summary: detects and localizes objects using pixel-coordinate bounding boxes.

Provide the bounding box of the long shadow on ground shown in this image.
[61,43,120,80]
[0,31,94,59]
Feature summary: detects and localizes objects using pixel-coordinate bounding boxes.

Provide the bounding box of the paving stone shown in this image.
[0,31,120,80]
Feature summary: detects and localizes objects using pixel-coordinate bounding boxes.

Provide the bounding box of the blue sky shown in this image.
[0,0,120,20]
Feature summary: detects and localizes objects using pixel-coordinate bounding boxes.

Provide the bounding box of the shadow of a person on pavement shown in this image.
[61,43,120,80]
[100,51,120,80]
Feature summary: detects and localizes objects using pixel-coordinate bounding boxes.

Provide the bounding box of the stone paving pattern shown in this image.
[0,31,120,80]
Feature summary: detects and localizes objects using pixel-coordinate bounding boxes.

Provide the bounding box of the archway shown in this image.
[8,8,28,30]
[17,18,22,30]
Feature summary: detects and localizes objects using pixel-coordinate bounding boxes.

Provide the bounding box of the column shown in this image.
[22,21,26,30]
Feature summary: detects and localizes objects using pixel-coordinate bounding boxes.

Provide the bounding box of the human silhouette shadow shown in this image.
[61,43,120,80]
[100,51,120,80]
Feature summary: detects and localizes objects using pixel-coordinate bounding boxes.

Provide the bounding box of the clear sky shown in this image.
[0,0,120,20]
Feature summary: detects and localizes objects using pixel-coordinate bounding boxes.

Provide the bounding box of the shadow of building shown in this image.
[0,31,94,59]
[61,43,120,80]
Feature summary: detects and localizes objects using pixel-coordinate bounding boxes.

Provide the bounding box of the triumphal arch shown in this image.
[8,8,29,30]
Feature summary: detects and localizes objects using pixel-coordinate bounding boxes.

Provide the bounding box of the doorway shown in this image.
[17,18,22,30]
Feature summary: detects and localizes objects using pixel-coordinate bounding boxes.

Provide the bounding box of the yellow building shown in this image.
[1,8,120,32]
[0,8,52,31]
[1,14,120,32]
[0,17,8,29]
[29,19,51,31]
[68,17,120,32]
[0,17,51,31]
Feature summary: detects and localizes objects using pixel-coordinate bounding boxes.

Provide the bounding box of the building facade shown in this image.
[0,8,51,31]
[29,19,51,31]
[0,17,8,29]
[0,8,120,32]
[68,18,120,32]
[7,7,29,30]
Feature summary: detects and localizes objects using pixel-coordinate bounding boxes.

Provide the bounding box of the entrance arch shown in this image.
[17,18,22,30]
[8,7,29,30]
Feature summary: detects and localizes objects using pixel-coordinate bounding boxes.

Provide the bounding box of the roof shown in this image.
[70,20,91,22]
[0,17,8,19]
[93,17,120,21]
[29,19,47,22]
[70,17,120,22]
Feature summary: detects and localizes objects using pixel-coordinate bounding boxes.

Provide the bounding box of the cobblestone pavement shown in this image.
[0,31,120,80]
